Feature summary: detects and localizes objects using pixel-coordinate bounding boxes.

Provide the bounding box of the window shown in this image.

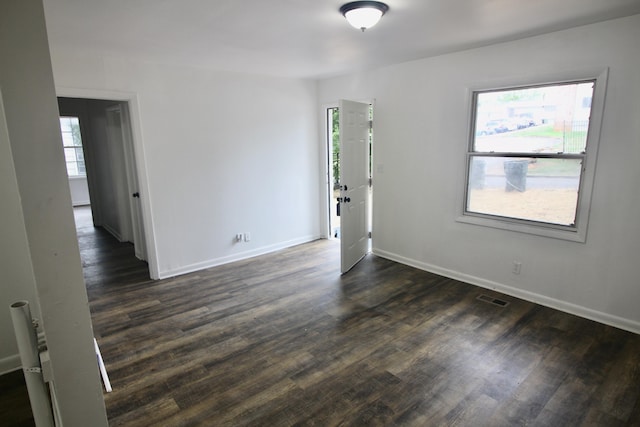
[460,71,607,242]
[59,116,85,177]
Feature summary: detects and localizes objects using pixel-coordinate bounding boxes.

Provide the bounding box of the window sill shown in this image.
[456,213,587,243]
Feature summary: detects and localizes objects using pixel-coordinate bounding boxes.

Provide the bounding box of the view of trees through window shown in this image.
[466,81,594,227]
[59,116,86,177]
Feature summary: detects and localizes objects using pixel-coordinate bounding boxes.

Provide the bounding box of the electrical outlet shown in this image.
[244,232,251,242]
[235,233,243,242]
[512,261,522,275]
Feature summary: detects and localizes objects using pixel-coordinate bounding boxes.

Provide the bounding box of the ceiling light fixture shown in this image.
[340,1,389,32]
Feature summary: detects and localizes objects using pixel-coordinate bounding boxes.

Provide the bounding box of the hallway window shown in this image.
[459,70,608,242]
[59,116,86,177]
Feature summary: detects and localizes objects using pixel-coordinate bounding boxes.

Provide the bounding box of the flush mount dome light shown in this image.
[340,1,389,32]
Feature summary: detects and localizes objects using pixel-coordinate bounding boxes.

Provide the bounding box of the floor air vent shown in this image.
[477,294,509,307]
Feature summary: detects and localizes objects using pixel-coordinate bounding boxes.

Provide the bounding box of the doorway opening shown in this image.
[58,97,149,276]
[327,107,341,239]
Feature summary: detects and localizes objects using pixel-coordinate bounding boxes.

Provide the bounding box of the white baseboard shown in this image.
[102,223,124,242]
[158,235,322,279]
[373,248,640,335]
[0,353,21,376]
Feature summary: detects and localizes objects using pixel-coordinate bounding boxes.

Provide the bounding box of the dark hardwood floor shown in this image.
[0,369,35,426]
[2,206,640,426]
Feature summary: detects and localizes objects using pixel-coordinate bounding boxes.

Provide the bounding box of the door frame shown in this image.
[56,86,159,279]
[322,99,374,265]
[323,103,339,240]
[321,102,338,239]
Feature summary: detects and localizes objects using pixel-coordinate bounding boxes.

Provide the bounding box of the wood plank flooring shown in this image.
[2,206,640,426]
[0,369,35,426]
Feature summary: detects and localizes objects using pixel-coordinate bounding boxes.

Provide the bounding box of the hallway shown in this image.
[74,205,151,297]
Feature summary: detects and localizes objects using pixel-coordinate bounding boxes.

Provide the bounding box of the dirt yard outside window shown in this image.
[468,188,578,226]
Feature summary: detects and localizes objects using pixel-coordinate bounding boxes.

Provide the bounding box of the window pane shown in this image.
[64,147,77,162]
[466,156,582,226]
[66,161,78,176]
[61,132,75,146]
[74,147,84,162]
[474,82,594,154]
[75,148,86,174]
[59,116,85,176]
[59,117,72,132]
[70,119,82,146]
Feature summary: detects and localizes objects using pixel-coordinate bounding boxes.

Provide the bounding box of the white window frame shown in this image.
[60,116,86,178]
[457,68,608,242]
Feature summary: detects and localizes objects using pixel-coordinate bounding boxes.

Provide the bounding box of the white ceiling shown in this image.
[43,0,640,79]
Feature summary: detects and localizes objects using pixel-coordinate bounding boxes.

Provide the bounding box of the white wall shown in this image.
[51,51,321,278]
[0,92,42,374]
[0,0,109,424]
[318,15,640,333]
[68,177,90,206]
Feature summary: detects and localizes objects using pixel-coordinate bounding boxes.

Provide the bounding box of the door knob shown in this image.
[344,197,351,203]
[132,192,140,198]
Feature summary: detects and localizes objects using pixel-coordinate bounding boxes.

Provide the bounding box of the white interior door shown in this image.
[339,99,370,273]
[105,105,133,242]
[118,104,148,262]
[105,105,147,261]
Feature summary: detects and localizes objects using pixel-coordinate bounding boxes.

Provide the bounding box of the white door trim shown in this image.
[56,86,159,279]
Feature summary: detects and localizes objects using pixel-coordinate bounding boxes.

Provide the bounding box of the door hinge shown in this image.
[368,231,372,238]
[368,177,372,187]
[368,120,373,129]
